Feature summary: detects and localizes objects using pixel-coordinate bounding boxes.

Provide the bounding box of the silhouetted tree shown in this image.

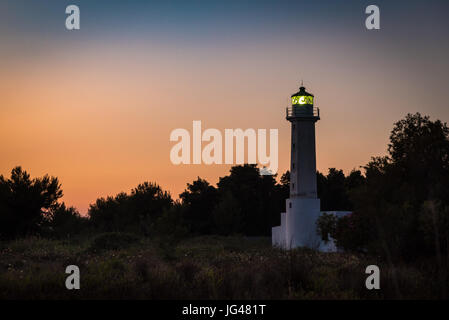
[178,168,288,236]
[217,164,281,236]
[45,202,87,238]
[317,168,365,211]
[152,203,188,240]
[278,170,290,213]
[88,182,172,234]
[345,170,366,193]
[129,182,173,234]
[212,191,242,235]
[88,193,130,233]
[179,177,218,234]
[335,113,449,259]
[0,166,62,239]
[318,168,347,210]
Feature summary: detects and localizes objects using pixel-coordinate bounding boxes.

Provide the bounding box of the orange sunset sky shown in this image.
[1,1,448,213]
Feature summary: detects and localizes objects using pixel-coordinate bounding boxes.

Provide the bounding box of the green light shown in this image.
[292,95,313,105]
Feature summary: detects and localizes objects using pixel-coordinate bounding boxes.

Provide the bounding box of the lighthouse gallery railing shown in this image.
[286,106,320,119]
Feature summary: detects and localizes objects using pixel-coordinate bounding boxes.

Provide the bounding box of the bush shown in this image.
[316,212,337,242]
[152,205,188,240]
[88,232,141,252]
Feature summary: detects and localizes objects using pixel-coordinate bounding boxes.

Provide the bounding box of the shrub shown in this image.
[316,212,337,242]
[88,232,141,252]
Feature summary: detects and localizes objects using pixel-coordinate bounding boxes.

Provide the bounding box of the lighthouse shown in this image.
[272,85,322,249]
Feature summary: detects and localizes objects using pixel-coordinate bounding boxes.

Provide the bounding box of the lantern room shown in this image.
[286,86,319,120]
[291,86,314,106]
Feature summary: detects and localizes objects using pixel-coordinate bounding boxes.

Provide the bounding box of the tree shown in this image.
[88,193,130,233]
[278,171,290,212]
[179,167,288,236]
[335,113,449,259]
[217,164,281,236]
[129,182,173,220]
[0,166,63,238]
[152,203,188,240]
[317,168,364,211]
[318,168,347,210]
[212,191,242,235]
[88,182,172,235]
[179,177,218,234]
[45,202,87,238]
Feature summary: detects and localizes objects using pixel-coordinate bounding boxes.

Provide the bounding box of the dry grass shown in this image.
[0,235,443,299]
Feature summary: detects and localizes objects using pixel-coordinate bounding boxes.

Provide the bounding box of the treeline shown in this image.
[1,113,448,262]
[0,166,362,240]
[0,166,286,239]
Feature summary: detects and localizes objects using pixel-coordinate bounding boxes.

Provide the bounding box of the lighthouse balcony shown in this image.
[286,106,320,120]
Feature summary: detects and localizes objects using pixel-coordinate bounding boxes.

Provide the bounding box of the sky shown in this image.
[1,0,448,214]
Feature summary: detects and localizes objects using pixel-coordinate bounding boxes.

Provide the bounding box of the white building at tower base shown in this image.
[271,206,351,252]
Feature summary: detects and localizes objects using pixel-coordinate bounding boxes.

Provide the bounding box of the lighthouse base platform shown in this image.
[271,197,351,252]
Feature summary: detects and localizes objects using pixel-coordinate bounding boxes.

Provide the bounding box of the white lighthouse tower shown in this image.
[272,85,322,249]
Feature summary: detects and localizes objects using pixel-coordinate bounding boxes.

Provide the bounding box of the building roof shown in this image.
[291,86,314,98]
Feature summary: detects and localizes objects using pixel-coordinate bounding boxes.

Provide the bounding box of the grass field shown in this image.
[0,234,443,299]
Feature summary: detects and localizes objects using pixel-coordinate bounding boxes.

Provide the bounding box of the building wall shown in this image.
[272,209,352,252]
[285,198,321,249]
